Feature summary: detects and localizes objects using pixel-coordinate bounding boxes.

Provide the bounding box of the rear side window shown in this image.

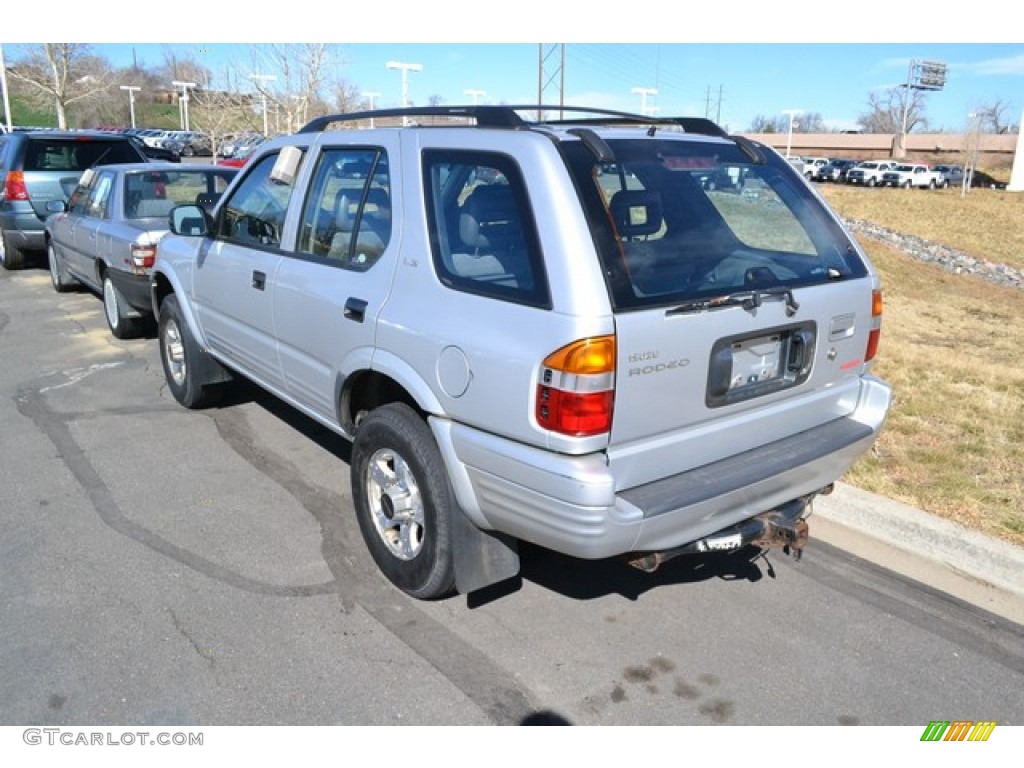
[24,138,142,171]
[296,147,391,271]
[564,139,868,310]
[423,150,549,308]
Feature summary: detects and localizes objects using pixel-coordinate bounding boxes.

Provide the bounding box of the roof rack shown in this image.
[298,105,729,137]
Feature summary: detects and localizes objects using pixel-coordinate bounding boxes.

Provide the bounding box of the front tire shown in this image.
[102,274,145,339]
[158,293,223,408]
[351,403,456,599]
[48,242,78,292]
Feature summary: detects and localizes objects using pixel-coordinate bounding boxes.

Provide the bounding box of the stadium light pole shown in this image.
[386,61,422,125]
[248,74,277,135]
[782,109,802,158]
[120,85,140,129]
[171,80,196,131]
[632,87,657,116]
[898,59,947,156]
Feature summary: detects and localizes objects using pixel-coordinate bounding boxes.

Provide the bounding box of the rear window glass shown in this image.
[24,138,142,171]
[563,137,868,310]
[124,168,235,219]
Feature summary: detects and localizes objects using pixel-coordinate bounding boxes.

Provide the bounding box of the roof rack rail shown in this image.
[298,105,729,136]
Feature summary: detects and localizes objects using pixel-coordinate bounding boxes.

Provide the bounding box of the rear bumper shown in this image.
[0,211,46,252]
[108,268,154,314]
[433,375,891,560]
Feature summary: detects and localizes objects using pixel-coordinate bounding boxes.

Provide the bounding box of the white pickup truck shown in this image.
[845,160,897,187]
[880,163,944,189]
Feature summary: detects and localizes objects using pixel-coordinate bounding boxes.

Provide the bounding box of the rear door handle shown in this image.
[252,270,266,290]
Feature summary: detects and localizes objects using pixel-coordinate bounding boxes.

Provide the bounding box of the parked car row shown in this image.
[796,156,968,190]
[44,162,237,337]
[1,129,151,268]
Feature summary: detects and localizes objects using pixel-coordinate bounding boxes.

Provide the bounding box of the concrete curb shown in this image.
[814,483,1024,599]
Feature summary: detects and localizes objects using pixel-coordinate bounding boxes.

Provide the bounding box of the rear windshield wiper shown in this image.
[667,287,800,317]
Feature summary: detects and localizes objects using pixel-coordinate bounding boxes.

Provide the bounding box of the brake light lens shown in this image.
[536,336,615,437]
[865,289,883,362]
[130,243,157,274]
[4,171,29,201]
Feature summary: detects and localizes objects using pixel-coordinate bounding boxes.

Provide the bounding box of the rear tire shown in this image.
[158,294,223,408]
[351,403,456,600]
[48,242,78,292]
[103,274,145,339]
[0,231,27,270]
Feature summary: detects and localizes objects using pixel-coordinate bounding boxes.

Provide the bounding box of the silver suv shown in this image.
[151,106,892,599]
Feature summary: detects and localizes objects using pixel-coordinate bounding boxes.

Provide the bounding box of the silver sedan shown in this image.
[45,162,237,338]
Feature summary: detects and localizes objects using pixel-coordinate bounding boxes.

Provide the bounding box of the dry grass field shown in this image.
[817,184,1024,547]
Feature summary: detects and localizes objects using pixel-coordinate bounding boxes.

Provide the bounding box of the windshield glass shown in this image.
[563,137,867,310]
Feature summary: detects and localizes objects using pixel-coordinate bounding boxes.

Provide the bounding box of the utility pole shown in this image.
[537,44,565,120]
[120,85,141,129]
[464,89,486,106]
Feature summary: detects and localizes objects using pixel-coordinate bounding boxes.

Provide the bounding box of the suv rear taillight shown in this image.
[536,336,615,437]
[130,244,157,274]
[4,171,30,201]
[865,289,883,362]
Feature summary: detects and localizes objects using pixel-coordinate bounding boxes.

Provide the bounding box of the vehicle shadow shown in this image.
[482,542,774,605]
[218,378,353,464]
[213,381,778,605]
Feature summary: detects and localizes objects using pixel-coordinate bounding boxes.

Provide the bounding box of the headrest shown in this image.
[609,189,663,238]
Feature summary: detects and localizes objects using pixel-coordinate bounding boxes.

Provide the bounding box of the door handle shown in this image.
[344,297,368,323]
[252,270,266,290]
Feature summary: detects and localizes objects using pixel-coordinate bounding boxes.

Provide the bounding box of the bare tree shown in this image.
[793,112,826,133]
[248,44,337,134]
[188,89,261,158]
[975,98,1015,134]
[859,87,929,134]
[749,114,785,133]
[332,79,362,113]
[8,43,112,128]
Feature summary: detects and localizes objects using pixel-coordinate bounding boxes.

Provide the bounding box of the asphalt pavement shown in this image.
[811,482,1024,623]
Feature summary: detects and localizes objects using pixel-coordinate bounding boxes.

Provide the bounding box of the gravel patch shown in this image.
[845,218,1023,291]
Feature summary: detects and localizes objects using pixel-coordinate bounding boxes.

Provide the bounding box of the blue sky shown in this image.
[6,3,1022,133]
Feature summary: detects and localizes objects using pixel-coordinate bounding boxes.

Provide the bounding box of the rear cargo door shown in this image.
[584,145,876,490]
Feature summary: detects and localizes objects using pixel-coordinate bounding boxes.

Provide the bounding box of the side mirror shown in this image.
[169,204,210,236]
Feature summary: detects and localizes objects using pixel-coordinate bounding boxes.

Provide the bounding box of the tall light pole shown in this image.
[1,44,14,133]
[782,109,802,158]
[464,89,486,106]
[363,91,381,127]
[248,73,277,135]
[171,80,196,131]
[631,87,658,117]
[386,60,422,125]
[120,85,140,129]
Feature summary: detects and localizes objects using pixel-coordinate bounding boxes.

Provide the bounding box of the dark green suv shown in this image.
[0,130,147,269]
